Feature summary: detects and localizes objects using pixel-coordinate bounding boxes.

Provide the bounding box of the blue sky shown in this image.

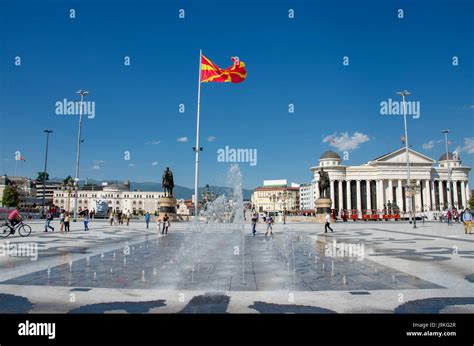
[1,0,473,189]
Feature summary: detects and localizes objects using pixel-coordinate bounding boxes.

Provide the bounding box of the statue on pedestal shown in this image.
[162,167,174,197]
[318,168,330,199]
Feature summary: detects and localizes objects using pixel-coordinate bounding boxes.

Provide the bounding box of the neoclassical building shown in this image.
[53,181,165,215]
[309,148,471,214]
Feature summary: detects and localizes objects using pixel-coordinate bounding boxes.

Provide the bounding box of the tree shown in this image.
[37,172,49,182]
[2,185,20,207]
[469,190,474,210]
[63,175,74,187]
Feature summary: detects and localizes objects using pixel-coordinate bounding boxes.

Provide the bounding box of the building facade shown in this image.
[310,149,471,215]
[53,182,165,215]
[251,180,300,213]
[0,175,37,207]
[299,183,315,211]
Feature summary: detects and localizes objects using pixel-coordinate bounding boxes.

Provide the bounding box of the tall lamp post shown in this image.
[73,90,89,221]
[396,90,416,228]
[41,130,53,217]
[442,129,452,211]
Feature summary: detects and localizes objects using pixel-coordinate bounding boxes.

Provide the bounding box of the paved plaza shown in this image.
[0,219,473,313]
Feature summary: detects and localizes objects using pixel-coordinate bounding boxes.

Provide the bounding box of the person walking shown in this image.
[251,212,258,236]
[109,212,114,226]
[83,213,90,231]
[64,212,70,233]
[59,210,65,233]
[447,209,452,226]
[156,217,162,233]
[324,213,334,233]
[44,210,54,232]
[264,215,274,236]
[145,212,150,229]
[127,211,131,226]
[122,212,128,226]
[162,214,169,234]
[462,208,472,234]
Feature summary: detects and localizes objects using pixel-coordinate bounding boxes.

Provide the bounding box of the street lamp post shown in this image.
[41,130,53,217]
[73,90,89,221]
[442,130,451,211]
[396,90,416,228]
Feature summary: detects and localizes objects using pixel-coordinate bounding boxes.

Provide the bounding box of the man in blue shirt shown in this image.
[462,208,472,234]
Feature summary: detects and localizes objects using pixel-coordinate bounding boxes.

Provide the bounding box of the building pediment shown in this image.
[368,148,435,166]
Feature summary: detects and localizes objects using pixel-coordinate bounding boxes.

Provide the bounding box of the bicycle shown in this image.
[0,220,32,238]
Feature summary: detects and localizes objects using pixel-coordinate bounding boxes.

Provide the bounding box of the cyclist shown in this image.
[7,207,22,235]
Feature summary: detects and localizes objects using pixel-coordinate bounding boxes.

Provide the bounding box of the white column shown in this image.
[346,180,352,211]
[446,179,452,209]
[387,179,393,204]
[438,180,445,209]
[356,180,361,215]
[397,180,403,208]
[338,180,343,211]
[466,182,470,208]
[430,180,436,211]
[376,180,384,212]
[366,180,371,213]
[330,180,335,209]
[415,180,422,212]
[460,181,466,209]
[424,180,431,211]
[453,180,459,209]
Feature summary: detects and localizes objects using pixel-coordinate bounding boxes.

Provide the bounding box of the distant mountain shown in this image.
[130,182,253,200]
[49,178,253,200]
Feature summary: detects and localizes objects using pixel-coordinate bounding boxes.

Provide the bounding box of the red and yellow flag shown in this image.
[200,55,247,83]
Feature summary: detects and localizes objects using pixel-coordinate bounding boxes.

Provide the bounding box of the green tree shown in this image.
[63,175,74,187]
[469,190,474,210]
[2,185,20,207]
[37,172,49,182]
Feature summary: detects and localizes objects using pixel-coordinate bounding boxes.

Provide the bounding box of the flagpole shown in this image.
[194,49,202,219]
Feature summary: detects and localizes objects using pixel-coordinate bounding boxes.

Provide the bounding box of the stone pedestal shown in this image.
[314,198,332,223]
[158,196,178,221]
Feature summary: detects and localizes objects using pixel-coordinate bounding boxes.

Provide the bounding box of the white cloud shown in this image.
[128,163,135,167]
[177,137,189,143]
[422,140,435,150]
[92,165,100,170]
[457,137,474,154]
[207,136,216,142]
[322,132,369,152]
[152,161,158,166]
[146,140,161,145]
[93,160,106,165]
